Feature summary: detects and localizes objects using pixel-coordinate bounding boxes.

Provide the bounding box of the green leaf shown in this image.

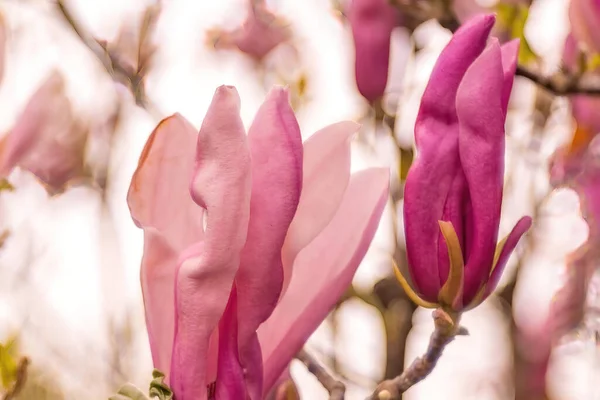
[109,383,149,400]
[149,369,173,400]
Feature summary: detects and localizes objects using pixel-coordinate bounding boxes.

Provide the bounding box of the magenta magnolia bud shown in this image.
[396,15,532,312]
[348,0,401,104]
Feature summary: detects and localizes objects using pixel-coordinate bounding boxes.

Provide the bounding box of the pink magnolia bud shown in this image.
[348,0,401,103]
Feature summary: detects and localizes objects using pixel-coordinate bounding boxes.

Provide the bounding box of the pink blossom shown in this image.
[208,1,291,61]
[127,85,389,399]
[396,14,531,311]
[0,71,88,194]
[348,0,401,103]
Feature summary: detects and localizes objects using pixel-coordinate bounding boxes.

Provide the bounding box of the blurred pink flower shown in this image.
[208,0,291,61]
[569,0,600,54]
[127,85,389,399]
[0,71,88,194]
[395,14,531,311]
[550,34,600,186]
[348,0,401,104]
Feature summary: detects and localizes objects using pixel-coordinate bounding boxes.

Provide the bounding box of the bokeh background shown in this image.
[0,0,597,398]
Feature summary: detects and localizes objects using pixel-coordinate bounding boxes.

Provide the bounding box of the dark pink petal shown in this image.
[258,168,389,392]
[348,0,400,103]
[214,289,247,399]
[281,121,357,297]
[483,216,532,298]
[127,114,204,375]
[233,87,303,399]
[170,86,252,400]
[455,40,506,302]
[403,14,494,300]
[500,39,520,116]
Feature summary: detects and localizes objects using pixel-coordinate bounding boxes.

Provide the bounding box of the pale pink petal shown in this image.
[1,71,87,192]
[258,167,389,392]
[455,40,506,303]
[170,86,252,400]
[281,121,358,296]
[215,289,247,399]
[128,114,204,247]
[228,87,303,399]
[127,114,203,374]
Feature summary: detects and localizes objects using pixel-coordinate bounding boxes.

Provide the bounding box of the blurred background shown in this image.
[0,0,597,398]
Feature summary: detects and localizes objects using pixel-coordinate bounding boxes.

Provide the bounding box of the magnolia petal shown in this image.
[281,121,357,297]
[234,87,303,399]
[403,14,495,299]
[1,71,87,192]
[348,0,400,103]
[214,289,247,399]
[170,86,252,400]
[464,234,510,311]
[139,229,180,378]
[455,40,506,304]
[128,114,204,247]
[127,114,204,374]
[437,221,465,310]
[258,168,389,392]
[483,216,533,298]
[500,39,520,116]
[392,260,438,309]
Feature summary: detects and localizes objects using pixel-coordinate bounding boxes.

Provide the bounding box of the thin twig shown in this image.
[55,0,152,108]
[3,357,30,400]
[367,309,467,400]
[296,349,346,400]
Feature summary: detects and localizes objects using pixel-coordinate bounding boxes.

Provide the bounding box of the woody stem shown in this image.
[296,349,346,400]
[367,309,467,400]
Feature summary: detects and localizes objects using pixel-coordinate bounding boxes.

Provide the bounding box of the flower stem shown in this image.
[367,309,467,400]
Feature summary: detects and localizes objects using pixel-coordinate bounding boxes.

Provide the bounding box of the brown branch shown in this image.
[54,0,153,108]
[3,357,30,400]
[367,309,467,400]
[296,349,346,400]
[516,65,600,96]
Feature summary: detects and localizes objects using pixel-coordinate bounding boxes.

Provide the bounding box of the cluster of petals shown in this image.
[127,85,389,399]
[396,14,532,312]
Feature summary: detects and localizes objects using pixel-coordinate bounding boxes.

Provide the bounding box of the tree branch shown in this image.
[54,0,153,108]
[296,349,346,400]
[367,309,467,400]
